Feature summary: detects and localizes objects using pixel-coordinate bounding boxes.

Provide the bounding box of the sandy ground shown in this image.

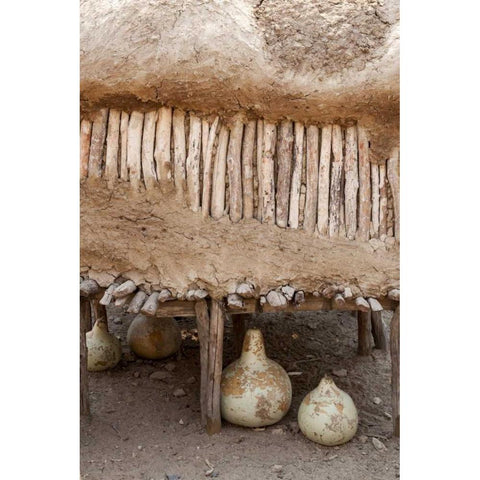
[80,307,399,480]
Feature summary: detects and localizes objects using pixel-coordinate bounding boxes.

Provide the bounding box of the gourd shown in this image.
[298,375,358,446]
[86,320,122,371]
[127,314,181,360]
[221,328,292,428]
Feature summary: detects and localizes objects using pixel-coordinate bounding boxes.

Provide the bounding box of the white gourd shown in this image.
[86,321,121,372]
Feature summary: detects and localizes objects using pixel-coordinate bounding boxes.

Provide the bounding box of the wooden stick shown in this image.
[195,299,210,426]
[387,147,400,242]
[357,125,371,241]
[127,290,148,314]
[119,112,129,181]
[371,162,380,238]
[114,293,135,307]
[371,311,387,350]
[141,292,160,316]
[104,109,121,186]
[242,120,256,219]
[256,119,264,221]
[99,283,119,306]
[367,297,383,312]
[289,122,304,229]
[211,124,229,220]
[113,280,137,298]
[141,110,158,190]
[343,287,353,299]
[172,109,187,196]
[294,290,306,305]
[80,119,92,179]
[357,311,373,356]
[303,125,319,233]
[232,314,248,357]
[80,297,91,415]
[91,297,108,329]
[317,125,332,235]
[226,115,244,223]
[154,106,173,191]
[201,116,220,218]
[334,293,346,308]
[261,122,276,224]
[88,108,108,178]
[186,114,202,211]
[127,111,144,190]
[355,296,371,312]
[202,118,209,178]
[80,279,99,298]
[344,126,359,240]
[275,120,294,228]
[207,299,225,434]
[379,163,388,237]
[329,125,343,237]
[390,306,400,437]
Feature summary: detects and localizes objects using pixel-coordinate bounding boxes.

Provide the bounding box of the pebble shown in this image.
[186,376,196,384]
[137,445,143,450]
[358,435,368,444]
[271,465,283,473]
[165,362,176,372]
[373,397,382,405]
[270,427,286,435]
[179,419,184,425]
[173,388,186,398]
[372,437,386,451]
[288,421,300,434]
[150,371,171,381]
[332,368,348,377]
[384,412,392,419]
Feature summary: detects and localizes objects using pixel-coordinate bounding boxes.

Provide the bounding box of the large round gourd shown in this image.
[298,375,358,446]
[221,328,292,428]
[86,321,122,371]
[127,314,181,360]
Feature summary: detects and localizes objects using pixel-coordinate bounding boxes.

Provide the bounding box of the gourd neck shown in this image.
[240,328,267,364]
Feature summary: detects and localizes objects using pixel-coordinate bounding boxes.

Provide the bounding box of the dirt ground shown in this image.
[81,307,399,480]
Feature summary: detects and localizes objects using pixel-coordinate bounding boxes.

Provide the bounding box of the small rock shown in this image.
[186,376,196,384]
[227,293,244,308]
[312,291,320,297]
[384,412,392,419]
[133,371,140,378]
[324,454,338,462]
[150,371,171,381]
[173,388,186,398]
[236,282,255,298]
[332,368,348,377]
[288,421,300,434]
[137,445,143,450]
[179,419,184,425]
[271,465,283,473]
[358,435,368,444]
[372,437,386,451]
[270,427,286,435]
[293,290,305,305]
[164,362,176,372]
[281,285,295,301]
[259,295,267,305]
[266,290,287,307]
[373,397,382,405]
[113,317,123,325]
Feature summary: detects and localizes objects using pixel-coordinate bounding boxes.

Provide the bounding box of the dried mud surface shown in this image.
[80,307,399,479]
[80,182,399,298]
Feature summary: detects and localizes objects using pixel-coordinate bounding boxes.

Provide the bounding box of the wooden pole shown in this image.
[211,124,229,219]
[242,120,256,219]
[186,114,202,211]
[344,126,359,240]
[172,109,187,197]
[226,116,244,223]
[201,116,220,218]
[90,296,108,329]
[154,106,173,191]
[261,122,276,224]
[127,290,148,314]
[80,119,92,179]
[387,147,400,242]
[379,163,388,237]
[329,125,343,237]
[303,125,319,233]
[288,122,304,229]
[104,109,121,186]
[141,110,158,190]
[275,120,294,228]
[357,125,371,241]
[371,162,380,238]
[317,125,332,236]
[232,314,248,357]
[119,111,129,181]
[390,306,400,437]
[80,297,91,415]
[88,108,108,178]
[256,119,264,221]
[357,311,372,356]
[207,299,225,434]
[195,299,210,426]
[371,311,387,350]
[127,111,144,191]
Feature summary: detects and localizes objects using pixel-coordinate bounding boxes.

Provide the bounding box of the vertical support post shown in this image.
[80,297,91,416]
[90,296,108,330]
[194,300,210,426]
[232,314,248,357]
[207,299,225,434]
[357,311,373,356]
[390,306,400,437]
[371,311,387,350]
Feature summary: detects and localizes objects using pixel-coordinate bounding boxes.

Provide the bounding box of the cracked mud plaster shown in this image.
[80,181,399,297]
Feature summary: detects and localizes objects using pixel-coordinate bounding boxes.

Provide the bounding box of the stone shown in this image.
[270,427,286,435]
[373,396,382,405]
[173,388,186,398]
[372,437,386,451]
[332,368,348,377]
[288,421,300,434]
[281,285,295,301]
[236,282,255,298]
[271,465,283,473]
[113,317,123,325]
[227,293,244,308]
[266,290,287,307]
[358,435,368,444]
[150,371,171,381]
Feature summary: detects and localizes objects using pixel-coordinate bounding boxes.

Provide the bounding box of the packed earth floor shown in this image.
[80,308,399,480]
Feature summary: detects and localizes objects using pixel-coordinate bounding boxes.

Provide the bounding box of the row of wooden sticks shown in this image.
[80,107,399,241]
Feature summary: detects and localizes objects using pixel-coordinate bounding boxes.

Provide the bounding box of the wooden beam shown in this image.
[390,305,400,437]
[194,300,210,426]
[357,311,373,356]
[80,297,91,416]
